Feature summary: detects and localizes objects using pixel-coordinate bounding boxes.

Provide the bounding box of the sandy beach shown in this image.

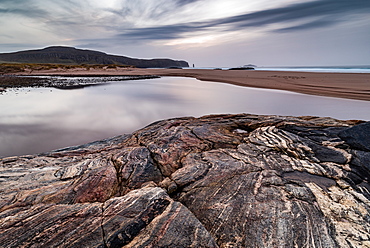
[14,68,370,101]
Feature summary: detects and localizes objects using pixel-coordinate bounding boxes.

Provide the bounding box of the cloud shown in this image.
[0,0,28,4]
[213,0,370,29]
[116,0,370,41]
[0,7,47,18]
[0,0,49,18]
[105,0,201,20]
[0,43,39,50]
[175,0,199,6]
[0,0,92,24]
[120,23,209,40]
[3,0,367,45]
[275,17,338,32]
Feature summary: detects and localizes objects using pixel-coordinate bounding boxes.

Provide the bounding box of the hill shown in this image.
[0,46,189,68]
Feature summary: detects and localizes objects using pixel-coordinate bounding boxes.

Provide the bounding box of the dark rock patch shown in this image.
[339,121,370,151]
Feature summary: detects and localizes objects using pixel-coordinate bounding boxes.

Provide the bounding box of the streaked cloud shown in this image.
[117,0,370,41]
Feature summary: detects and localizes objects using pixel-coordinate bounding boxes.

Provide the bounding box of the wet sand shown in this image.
[14,68,370,101]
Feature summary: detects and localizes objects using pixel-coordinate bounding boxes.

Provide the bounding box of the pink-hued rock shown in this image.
[1,114,369,247]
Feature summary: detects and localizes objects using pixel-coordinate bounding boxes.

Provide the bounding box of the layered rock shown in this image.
[1,114,370,247]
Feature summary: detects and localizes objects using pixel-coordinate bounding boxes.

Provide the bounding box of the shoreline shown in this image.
[5,68,370,101]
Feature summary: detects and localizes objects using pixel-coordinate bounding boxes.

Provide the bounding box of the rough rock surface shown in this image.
[1,114,370,248]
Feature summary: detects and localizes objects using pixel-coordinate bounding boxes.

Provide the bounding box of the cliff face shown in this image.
[1,114,369,247]
[0,46,189,68]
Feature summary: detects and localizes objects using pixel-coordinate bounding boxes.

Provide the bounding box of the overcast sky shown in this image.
[0,0,369,67]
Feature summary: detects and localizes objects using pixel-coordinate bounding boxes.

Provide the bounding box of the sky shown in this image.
[0,0,369,67]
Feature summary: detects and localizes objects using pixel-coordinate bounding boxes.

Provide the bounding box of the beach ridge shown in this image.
[11,68,370,101]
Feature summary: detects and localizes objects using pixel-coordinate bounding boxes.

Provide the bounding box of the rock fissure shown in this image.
[105,198,171,248]
[100,202,108,248]
[187,126,216,148]
[110,156,124,197]
[144,145,167,180]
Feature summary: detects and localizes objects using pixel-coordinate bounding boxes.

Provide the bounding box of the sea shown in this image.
[255,66,370,73]
[184,66,370,73]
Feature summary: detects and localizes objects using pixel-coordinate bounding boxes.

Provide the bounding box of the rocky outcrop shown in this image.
[1,114,370,247]
[0,46,189,68]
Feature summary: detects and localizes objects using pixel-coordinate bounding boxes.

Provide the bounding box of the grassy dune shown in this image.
[0,63,133,74]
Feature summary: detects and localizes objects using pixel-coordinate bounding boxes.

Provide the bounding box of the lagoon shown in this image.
[1,76,370,157]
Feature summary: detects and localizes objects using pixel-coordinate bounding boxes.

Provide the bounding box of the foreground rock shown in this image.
[1,114,370,247]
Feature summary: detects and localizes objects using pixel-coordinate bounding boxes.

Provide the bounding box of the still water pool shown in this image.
[1,77,370,157]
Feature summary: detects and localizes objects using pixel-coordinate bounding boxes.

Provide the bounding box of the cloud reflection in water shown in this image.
[1,77,370,157]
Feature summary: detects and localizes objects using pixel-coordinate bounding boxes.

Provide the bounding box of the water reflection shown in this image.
[1,77,370,157]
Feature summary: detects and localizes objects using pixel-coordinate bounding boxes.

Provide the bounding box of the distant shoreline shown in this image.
[4,67,370,101]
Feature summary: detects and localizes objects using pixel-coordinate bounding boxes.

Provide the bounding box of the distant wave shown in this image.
[255,66,370,73]
[184,66,370,73]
